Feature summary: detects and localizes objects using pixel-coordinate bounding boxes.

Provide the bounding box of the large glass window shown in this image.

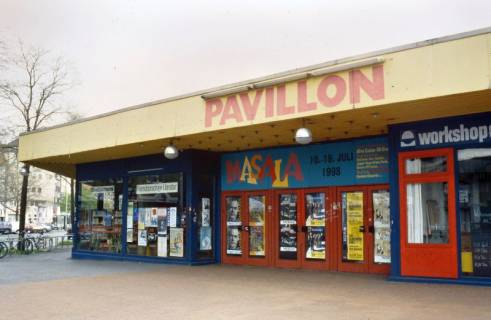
[127,173,183,258]
[406,182,448,244]
[77,179,123,253]
[458,148,491,277]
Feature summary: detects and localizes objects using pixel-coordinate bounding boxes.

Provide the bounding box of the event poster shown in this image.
[249,226,265,256]
[279,194,297,255]
[138,229,147,246]
[149,208,158,227]
[169,207,177,227]
[201,198,211,227]
[199,226,212,251]
[305,193,325,227]
[157,236,168,257]
[127,202,134,228]
[346,192,364,261]
[226,196,241,225]
[249,196,265,226]
[126,229,134,243]
[373,191,391,263]
[157,208,168,235]
[138,208,146,230]
[169,228,184,257]
[306,227,325,259]
[226,227,241,255]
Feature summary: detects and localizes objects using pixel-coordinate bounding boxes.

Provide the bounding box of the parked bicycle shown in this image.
[26,230,54,252]
[0,231,34,258]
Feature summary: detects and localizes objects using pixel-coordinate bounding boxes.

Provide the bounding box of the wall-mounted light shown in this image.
[164,144,179,160]
[295,119,312,145]
[201,85,253,99]
[253,73,308,89]
[308,57,384,77]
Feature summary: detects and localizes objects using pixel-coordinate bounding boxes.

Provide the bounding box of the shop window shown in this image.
[77,179,123,253]
[406,182,449,244]
[405,156,447,174]
[196,174,215,259]
[458,148,491,277]
[126,173,184,258]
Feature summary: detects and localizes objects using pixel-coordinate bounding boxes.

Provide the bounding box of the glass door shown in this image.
[274,190,302,268]
[222,192,245,265]
[368,187,391,274]
[244,191,271,266]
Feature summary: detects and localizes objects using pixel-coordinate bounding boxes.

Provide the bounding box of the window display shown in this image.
[77,179,123,253]
[458,148,491,277]
[305,193,326,259]
[226,196,242,255]
[127,173,183,258]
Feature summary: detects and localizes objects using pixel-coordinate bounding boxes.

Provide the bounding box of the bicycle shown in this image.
[0,232,33,258]
[26,230,53,252]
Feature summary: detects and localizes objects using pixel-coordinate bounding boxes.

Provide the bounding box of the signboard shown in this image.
[221,136,388,191]
[346,192,364,261]
[136,182,178,194]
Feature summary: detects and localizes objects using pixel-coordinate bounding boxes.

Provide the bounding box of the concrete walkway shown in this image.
[0,251,490,320]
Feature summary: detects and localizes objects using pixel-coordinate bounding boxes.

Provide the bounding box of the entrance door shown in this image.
[336,185,391,274]
[221,191,272,266]
[399,148,457,279]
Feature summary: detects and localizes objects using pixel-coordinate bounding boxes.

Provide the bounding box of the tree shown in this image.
[0,42,73,232]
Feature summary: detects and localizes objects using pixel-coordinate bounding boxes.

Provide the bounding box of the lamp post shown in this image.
[19,164,30,232]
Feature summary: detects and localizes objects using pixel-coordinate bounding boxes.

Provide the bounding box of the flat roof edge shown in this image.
[20,26,491,137]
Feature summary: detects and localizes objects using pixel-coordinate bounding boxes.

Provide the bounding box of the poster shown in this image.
[157,208,168,235]
[169,207,177,227]
[157,236,168,257]
[249,226,265,256]
[137,208,146,230]
[306,227,325,259]
[138,229,147,246]
[199,226,212,251]
[127,202,134,228]
[226,227,241,255]
[280,194,297,224]
[149,208,158,227]
[249,196,265,226]
[126,229,134,243]
[169,228,184,257]
[145,208,152,226]
[373,191,391,263]
[280,225,297,252]
[201,198,211,227]
[347,192,364,261]
[226,196,241,226]
[305,193,325,227]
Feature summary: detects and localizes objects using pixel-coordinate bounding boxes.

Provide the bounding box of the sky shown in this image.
[1,0,491,120]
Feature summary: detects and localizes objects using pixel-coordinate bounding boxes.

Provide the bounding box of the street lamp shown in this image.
[19,165,29,176]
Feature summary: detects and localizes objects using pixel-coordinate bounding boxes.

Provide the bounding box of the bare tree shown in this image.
[0,42,74,232]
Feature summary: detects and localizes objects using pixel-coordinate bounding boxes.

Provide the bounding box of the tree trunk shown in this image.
[19,164,30,233]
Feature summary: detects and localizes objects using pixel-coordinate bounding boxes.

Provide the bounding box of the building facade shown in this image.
[18,28,491,284]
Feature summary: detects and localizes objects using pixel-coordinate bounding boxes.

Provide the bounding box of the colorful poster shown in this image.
[169,228,184,257]
[226,196,241,226]
[169,207,177,227]
[157,208,168,235]
[373,191,391,263]
[280,194,297,224]
[249,226,265,256]
[306,227,325,259]
[201,198,211,227]
[138,229,147,246]
[149,208,158,227]
[347,192,364,261]
[127,202,134,228]
[305,193,325,227]
[126,229,134,243]
[226,227,241,255]
[137,208,146,230]
[199,226,212,251]
[248,196,265,226]
[157,236,168,257]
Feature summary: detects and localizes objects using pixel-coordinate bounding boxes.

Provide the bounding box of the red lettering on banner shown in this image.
[297,80,317,112]
[226,160,241,183]
[220,96,244,125]
[205,99,223,127]
[276,85,295,116]
[317,75,346,107]
[284,153,304,181]
[258,155,276,182]
[240,89,263,121]
[349,64,384,104]
[265,87,275,118]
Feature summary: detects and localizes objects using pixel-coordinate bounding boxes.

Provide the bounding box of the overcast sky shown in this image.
[1,0,491,119]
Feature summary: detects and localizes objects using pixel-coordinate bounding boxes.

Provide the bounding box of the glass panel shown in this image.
[405,156,447,174]
[249,195,265,257]
[406,182,448,244]
[196,174,215,259]
[458,148,491,277]
[372,190,391,264]
[305,193,325,260]
[126,173,183,258]
[226,196,242,255]
[342,192,364,262]
[279,194,298,260]
[77,179,123,253]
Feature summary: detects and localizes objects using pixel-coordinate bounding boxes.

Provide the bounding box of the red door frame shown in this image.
[398,148,458,279]
[272,189,303,269]
[221,191,246,265]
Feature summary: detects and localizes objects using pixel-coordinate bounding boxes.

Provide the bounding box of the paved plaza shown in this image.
[0,250,490,320]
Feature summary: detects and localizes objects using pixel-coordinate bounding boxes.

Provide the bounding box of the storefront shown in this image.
[389,112,491,284]
[17,28,491,284]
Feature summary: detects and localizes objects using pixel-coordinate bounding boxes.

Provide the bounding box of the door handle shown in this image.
[301,226,308,233]
[359,226,366,233]
[368,225,374,233]
[243,226,249,232]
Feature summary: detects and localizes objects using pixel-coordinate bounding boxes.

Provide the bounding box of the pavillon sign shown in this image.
[205,65,384,127]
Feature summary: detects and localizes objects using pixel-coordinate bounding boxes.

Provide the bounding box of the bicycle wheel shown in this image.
[38,237,52,252]
[19,238,34,254]
[0,242,8,259]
